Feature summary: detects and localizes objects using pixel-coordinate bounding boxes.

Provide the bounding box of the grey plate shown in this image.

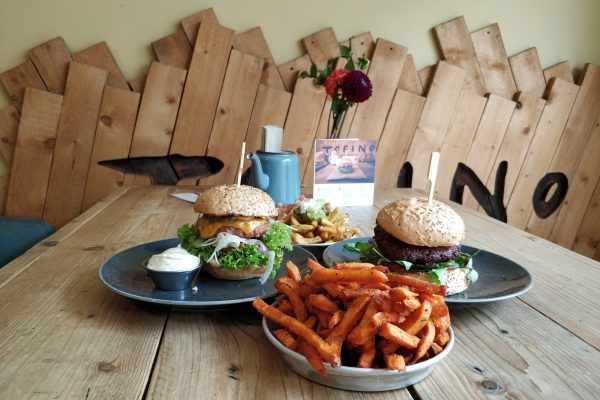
[98,238,315,309]
[322,237,533,306]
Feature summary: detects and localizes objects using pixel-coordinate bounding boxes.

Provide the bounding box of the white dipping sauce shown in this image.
[146,247,200,272]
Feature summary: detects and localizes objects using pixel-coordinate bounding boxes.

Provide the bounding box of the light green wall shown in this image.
[0,0,599,171]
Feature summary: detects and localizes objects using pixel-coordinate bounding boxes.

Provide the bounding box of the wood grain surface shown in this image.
[435,91,487,200]
[433,16,486,95]
[129,73,147,94]
[506,78,579,229]
[28,37,73,94]
[544,61,574,83]
[302,27,340,70]
[342,39,407,141]
[283,77,327,179]
[571,179,600,258]
[43,62,107,228]
[72,41,129,90]
[5,88,62,218]
[485,92,545,205]
[151,30,193,70]
[509,48,547,98]
[203,49,263,185]
[0,60,47,111]
[398,54,423,95]
[278,54,312,93]
[81,87,140,211]
[243,84,291,170]
[461,94,515,209]
[0,105,20,214]
[126,62,186,185]
[374,89,425,189]
[2,185,599,399]
[405,61,465,191]
[470,23,516,99]
[180,7,219,45]
[170,22,234,160]
[526,63,600,237]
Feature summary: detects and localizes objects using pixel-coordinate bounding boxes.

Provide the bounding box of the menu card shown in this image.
[313,138,376,206]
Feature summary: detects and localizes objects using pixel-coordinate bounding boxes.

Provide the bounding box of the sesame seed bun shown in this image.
[194,185,277,218]
[203,259,266,280]
[376,197,465,247]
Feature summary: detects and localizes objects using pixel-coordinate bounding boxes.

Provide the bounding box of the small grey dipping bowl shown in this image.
[144,260,201,291]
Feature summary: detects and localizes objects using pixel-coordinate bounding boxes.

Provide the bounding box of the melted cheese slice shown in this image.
[196,216,267,239]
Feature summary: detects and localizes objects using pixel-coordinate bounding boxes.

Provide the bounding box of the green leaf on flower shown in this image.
[340,44,352,58]
[299,71,310,79]
[317,66,332,85]
[345,58,355,71]
[357,55,369,70]
[310,64,318,78]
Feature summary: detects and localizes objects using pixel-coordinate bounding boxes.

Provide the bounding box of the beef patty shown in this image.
[373,224,460,264]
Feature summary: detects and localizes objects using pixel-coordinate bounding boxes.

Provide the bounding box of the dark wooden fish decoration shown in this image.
[98,154,224,185]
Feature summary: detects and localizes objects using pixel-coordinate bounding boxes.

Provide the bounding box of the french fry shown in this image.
[343,288,390,299]
[398,300,432,335]
[379,323,420,349]
[386,273,447,296]
[430,342,443,355]
[333,262,377,270]
[383,354,406,371]
[274,279,307,322]
[357,338,376,368]
[292,232,307,244]
[389,286,418,301]
[304,315,318,330]
[309,294,341,314]
[286,260,302,284]
[328,310,343,329]
[413,320,435,362]
[320,218,335,228]
[289,214,300,226]
[318,225,337,234]
[253,297,340,367]
[273,329,298,350]
[255,256,453,374]
[328,207,340,222]
[326,295,371,356]
[298,340,328,376]
[319,231,330,241]
[435,329,450,347]
[311,269,389,285]
[307,258,326,271]
[347,300,379,347]
[296,224,316,233]
[277,299,294,315]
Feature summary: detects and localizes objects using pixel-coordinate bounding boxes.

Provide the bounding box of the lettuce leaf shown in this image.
[261,221,293,275]
[176,221,292,278]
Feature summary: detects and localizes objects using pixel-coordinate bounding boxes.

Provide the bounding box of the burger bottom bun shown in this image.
[203,259,266,280]
[391,268,469,296]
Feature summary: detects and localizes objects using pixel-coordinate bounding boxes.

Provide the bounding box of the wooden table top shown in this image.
[1,185,599,399]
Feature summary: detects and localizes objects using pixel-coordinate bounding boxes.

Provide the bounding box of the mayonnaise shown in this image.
[146,247,200,272]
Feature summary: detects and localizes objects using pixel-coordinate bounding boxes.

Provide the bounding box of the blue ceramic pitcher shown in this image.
[246,151,301,204]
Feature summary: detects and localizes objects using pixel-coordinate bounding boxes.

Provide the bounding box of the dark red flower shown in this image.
[341,70,372,103]
[324,69,349,96]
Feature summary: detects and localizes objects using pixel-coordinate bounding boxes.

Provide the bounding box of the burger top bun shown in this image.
[376,197,465,247]
[194,185,277,217]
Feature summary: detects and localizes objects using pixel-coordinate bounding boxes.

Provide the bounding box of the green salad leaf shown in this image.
[176,221,292,278]
[261,221,293,276]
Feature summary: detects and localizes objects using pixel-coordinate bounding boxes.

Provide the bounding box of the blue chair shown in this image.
[0,216,54,268]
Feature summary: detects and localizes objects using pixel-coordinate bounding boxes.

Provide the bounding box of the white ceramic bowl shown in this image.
[262,318,454,392]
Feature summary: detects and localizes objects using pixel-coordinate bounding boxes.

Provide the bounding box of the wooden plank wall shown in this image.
[0,10,598,261]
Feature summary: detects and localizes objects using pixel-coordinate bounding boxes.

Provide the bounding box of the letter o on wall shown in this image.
[532,173,569,218]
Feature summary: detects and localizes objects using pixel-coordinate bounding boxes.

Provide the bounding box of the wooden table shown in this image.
[1,186,599,399]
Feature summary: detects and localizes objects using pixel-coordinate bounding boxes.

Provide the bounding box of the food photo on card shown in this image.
[313,139,376,206]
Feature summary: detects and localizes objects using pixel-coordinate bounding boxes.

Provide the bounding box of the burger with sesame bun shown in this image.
[177,185,292,282]
[345,197,478,295]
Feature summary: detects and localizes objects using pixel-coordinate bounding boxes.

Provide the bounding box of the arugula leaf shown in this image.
[428,269,446,285]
